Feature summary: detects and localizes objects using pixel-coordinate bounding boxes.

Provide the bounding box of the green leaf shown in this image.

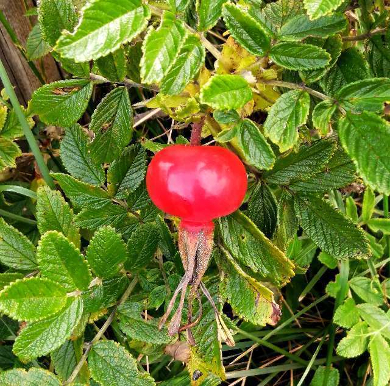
[13,297,83,362]
[0,278,67,322]
[52,52,90,77]
[125,41,143,83]
[37,186,80,247]
[89,87,133,164]
[368,34,390,78]
[26,24,51,60]
[279,13,346,41]
[357,304,390,340]
[56,0,150,62]
[338,112,390,195]
[89,340,155,386]
[218,212,295,285]
[0,137,21,171]
[349,277,383,306]
[320,47,369,96]
[310,366,339,386]
[125,223,160,271]
[369,333,390,386]
[107,145,146,199]
[37,231,91,291]
[367,218,390,235]
[289,148,356,192]
[141,11,186,84]
[294,195,369,259]
[215,126,239,143]
[197,0,227,31]
[52,173,110,210]
[222,3,270,56]
[160,34,205,95]
[269,42,330,70]
[96,48,127,82]
[31,79,93,126]
[264,139,335,185]
[334,298,360,328]
[304,0,344,19]
[0,218,37,270]
[60,124,105,186]
[0,273,24,291]
[235,119,275,170]
[312,99,337,135]
[336,321,369,358]
[336,78,390,113]
[200,74,252,110]
[213,109,240,125]
[155,215,176,259]
[263,90,310,152]
[247,182,277,238]
[346,197,358,223]
[38,0,77,46]
[0,368,61,386]
[86,226,127,279]
[362,187,375,223]
[318,251,337,269]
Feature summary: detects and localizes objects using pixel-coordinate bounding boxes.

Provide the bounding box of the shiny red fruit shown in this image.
[146,145,247,225]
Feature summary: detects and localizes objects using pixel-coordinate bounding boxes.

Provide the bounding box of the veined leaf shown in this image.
[86,226,127,279]
[125,41,143,83]
[31,79,93,126]
[357,304,390,340]
[200,75,252,110]
[264,90,310,152]
[338,112,390,195]
[56,0,150,62]
[0,278,67,322]
[89,340,155,386]
[294,195,370,259]
[141,11,186,84]
[222,3,270,56]
[60,124,105,186]
[197,0,227,31]
[0,368,61,386]
[349,277,383,306]
[0,137,21,172]
[0,273,24,291]
[26,24,51,61]
[333,298,360,329]
[89,87,133,164]
[367,218,390,235]
[96,48,127,82]
[311,366,340,386]
[368,34,390,78]
[311,99,337,135]
[362,187,375,223]
[213,109,240,125]
[369,333,390,386]
[13,297,83,362]
[0,218,37,270]
[336,321,369,358]
[269,42,331,70]
[37,231,91,291]
[304,0,344,19]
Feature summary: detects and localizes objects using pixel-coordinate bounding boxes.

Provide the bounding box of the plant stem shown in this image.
[190,118,205,146]
[342,27,388,41]
[89,73,159,92]
[63,277,138,385]
[0,209,36,225]
[299,266,328,302]
[0,59,55,189]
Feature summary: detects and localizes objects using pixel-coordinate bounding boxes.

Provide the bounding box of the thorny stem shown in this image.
[63,277,138,385]
[342,27,388,41]
[190,118,205,146]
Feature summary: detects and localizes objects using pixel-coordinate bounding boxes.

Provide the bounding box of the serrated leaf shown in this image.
[155,215,176,259]
[37,186,80,247]
[0,368,61,386]
[141,11,186,84]
[52,52,90,77]
[160,34,205,95]
[247,182,277,238]
[336,321,369,358]
[264,90,310,152]
[26,24,51,61]
[1,108,33,140]
[218,211,295,285]
[0,137,21,171]
[369,333,390,386]
[125,223,160,271]
[213,109,240,125]
[349,277,383,306]
[0,218,37,270]
[200,74,252,110]
[295,195,369,259]
[107,145,146,199]
[96,48,127,82]
[304,0,344,19]
[89,87,133,164]
[197,0,227,31]
[279,13,346,41]
[89,340,155,386]
[336,78,390,113]
[125,41,143,83]
[13,297,83,362]
[38,0,77,46]
[264,139,335,185]
[334,298,360,328]
[368,34,390,78]
[60,124,105,186]
[127,181,151,211]
[56,0,150,62]
[269,42,330,70]
[52,173,110,209]
[222,3,270,56]
[0,273,24,291]
[310,366,340,386]
[338,112,390,195]
[31,79,93,126]
[235,119,275,170]
[0,278,67,322]
[37,231,91,291]
[357,304,390,340]
[0,105,7,132]
[86,226,127,279]
[311,99,337,135]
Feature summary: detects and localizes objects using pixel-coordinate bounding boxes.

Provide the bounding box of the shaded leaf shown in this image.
[197,0,227,31]
[26,24,51,60]
[0,137,21,172]
[311,99,337,135]
[96,48,127,82]
[349,277,383,306]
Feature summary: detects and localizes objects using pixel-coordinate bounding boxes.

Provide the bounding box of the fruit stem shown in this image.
[190,117,205,146]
